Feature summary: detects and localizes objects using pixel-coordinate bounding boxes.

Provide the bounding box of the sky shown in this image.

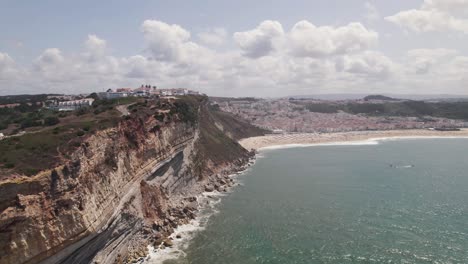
[1,0,468,97]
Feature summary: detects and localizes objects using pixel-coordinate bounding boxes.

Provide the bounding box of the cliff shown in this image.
[0,96,265,264]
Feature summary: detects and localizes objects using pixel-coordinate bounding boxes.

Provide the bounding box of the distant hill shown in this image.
[363,95,400,101]
[287,94,468,101]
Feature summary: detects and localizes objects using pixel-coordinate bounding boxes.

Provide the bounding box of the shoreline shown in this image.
[239,129,468,151]
[142,159,256,264]
[140,129,468,263]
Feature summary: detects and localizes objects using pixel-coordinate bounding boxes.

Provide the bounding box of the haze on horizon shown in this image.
[1,0,468,97]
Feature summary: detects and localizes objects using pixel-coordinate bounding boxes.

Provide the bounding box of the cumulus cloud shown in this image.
[234,20,284,58]
[198,28,228,47]
[34,48,64,71]
[0,53,18,79]
[84,34,107,59]
[406,48,457,74]
[397,48,468,94]
[288,21,378,58]
[141,20,194,61]
[3,18,468,96]
[336,51,395,79]
[386,0,468,33]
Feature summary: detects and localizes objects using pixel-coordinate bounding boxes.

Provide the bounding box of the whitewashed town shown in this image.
[45,85,200,111]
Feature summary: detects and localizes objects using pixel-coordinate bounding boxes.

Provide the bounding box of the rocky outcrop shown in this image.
[0,97,262,264]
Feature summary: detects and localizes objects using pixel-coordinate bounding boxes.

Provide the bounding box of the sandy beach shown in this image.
[239,129,468,150]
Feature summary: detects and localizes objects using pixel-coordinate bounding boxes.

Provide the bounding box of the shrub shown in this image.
[20,118,42,128]
[75,108,88,116]
[76,130,85,137]
[4,162,15,169]
[154,113,165,122]
[0,122,7,130]
[150,125,161,133]
[44,116,60,126]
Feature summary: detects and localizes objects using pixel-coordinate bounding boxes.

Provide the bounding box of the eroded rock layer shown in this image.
[0,96,265,264]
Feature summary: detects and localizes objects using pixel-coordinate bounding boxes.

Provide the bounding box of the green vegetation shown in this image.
[169,97,200,125]
[193,104,247,178]
[299,100,468,120]
[208,103,268,140]
[192,100,266,178]
[90,96,141,115]
[0,129,78,176]
[0,96,126,177]
[0,94,54,105]
[44,116,60,126]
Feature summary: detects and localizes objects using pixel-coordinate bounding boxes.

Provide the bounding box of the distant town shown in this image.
[213,96,468,133]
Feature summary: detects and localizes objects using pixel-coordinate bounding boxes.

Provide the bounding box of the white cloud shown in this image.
[234,20,284,58]
[0,53,18,80]
[392,48,468,94]
[2,18,468,96]
[386,0,468,33]
[336,51,395,79]
[288,21,378,58]
[34,48,65,71]
[141,20,193,61]
[198,28,228,47]
[84,34,107,59]
[406,49,458,74]
[423,0,468,13]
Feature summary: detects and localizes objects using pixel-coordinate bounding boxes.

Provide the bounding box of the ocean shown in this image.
[148,138,468,264]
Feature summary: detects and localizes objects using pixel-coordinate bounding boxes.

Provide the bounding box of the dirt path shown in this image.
[116,105,131,116]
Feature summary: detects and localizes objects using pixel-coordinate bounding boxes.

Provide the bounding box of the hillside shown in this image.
[0,95,265,264]
[363,95,400,101]
[300,100,468,120]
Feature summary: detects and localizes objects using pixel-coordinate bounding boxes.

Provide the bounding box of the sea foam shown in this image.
[143,169,250,264]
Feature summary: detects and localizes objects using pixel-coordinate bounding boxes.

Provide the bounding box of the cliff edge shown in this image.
[0,96,266,264]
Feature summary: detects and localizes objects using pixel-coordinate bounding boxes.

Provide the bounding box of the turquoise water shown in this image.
[167,139,468,263]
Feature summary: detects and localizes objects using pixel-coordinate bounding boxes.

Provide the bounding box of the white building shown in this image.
[50,98,95,111]
[98,89,130,99]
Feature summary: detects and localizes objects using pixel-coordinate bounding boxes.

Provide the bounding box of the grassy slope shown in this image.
[208,104,268,140]
[192,100,266,178]
[0,97,144,178]
[0,110,122,177]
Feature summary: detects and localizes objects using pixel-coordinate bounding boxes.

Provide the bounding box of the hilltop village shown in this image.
[0,86,201,139]
[46,85,201,111]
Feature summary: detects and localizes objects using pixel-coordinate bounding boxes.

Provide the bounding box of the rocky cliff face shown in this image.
[0,96,265,264]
